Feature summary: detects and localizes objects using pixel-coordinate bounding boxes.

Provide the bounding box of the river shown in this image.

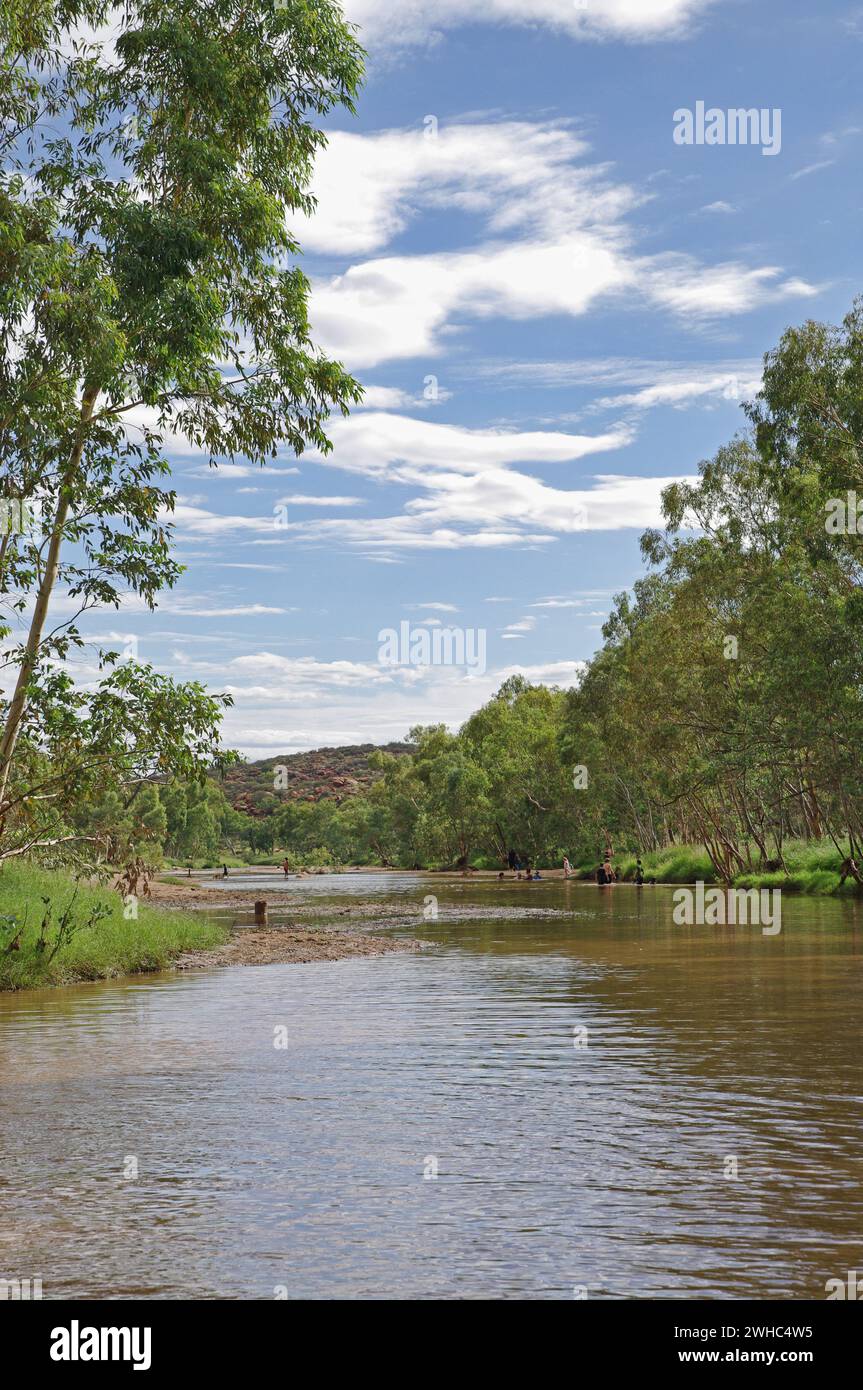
[1,876,861,1299]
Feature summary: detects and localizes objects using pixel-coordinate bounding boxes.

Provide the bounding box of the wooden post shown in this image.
[254,900,268,925]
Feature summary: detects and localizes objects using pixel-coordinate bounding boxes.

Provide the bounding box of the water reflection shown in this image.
[0,880,860,1299]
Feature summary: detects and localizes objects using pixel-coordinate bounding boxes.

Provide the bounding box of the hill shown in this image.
[217,742,415,817]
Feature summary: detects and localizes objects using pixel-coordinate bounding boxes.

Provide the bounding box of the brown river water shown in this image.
[1,875,861,1299]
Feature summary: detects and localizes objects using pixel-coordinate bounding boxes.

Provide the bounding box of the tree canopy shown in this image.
[0,0,364,866]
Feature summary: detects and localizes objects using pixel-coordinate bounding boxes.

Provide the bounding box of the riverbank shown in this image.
[175,926,424,970]
[0,861,228,991]
[0,862,428,990]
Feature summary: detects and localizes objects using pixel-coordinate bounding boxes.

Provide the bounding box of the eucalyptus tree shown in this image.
[0,0,363,861]
[462,675,577,863]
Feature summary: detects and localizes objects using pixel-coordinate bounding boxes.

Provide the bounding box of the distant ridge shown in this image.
[218,742,415,817]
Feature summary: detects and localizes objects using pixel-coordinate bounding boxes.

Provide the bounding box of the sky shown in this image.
[66,1,863,757]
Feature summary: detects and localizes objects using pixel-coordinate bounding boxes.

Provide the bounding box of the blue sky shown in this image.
[72,0,863,756]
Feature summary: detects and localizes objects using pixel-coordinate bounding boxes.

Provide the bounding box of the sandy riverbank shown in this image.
[150,875,430,967]
[175,927,425,970]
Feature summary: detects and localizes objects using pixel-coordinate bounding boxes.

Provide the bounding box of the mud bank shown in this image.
[175,925,426,970]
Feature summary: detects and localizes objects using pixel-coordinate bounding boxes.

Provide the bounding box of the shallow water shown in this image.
[190,868,425,898]
[1,878,861,1299]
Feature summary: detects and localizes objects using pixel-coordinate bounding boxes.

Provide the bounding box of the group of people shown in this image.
[219,860,300,880]
[502,849,543,881]
[500,850,651,885]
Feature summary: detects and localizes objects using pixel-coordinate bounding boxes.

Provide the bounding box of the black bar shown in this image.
[7,1297,858,1374]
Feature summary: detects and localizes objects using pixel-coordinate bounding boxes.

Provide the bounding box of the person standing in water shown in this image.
[282,857,291,879]
[563,854,572,879]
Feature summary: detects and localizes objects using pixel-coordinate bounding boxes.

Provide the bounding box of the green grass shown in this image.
[611,847,718,884]
[0,860,228,991]
[577,839,858,895]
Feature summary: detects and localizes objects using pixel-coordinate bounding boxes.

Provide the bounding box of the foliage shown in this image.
[0,0,364,866]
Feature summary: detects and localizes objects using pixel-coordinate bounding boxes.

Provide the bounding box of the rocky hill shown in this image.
[217,742,415,817]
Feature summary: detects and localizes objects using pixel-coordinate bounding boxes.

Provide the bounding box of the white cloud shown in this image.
[160,411,681,552]
[306,122,817,368]
[293,519,558,550]
[473,355,757,389]
[172,504,274,536]
[470,355,766,418]
[301,121,633,256]
[637,257,819,317]
[503,617,536,633]
[790,159,836,181]
[356,384,416,409]
[188,463,299,479]
[277,495,363,506]
[320,411,631,479]
[530,597,596,608]
[310,412,678,538]
[401,470,684,535]
[593,366,762,411]
[24,588,296,625]
[343,0,715,52]
[174,605,288,618]
[819,125,861,146]
[223,653,387,689]
[311,238,637,368]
